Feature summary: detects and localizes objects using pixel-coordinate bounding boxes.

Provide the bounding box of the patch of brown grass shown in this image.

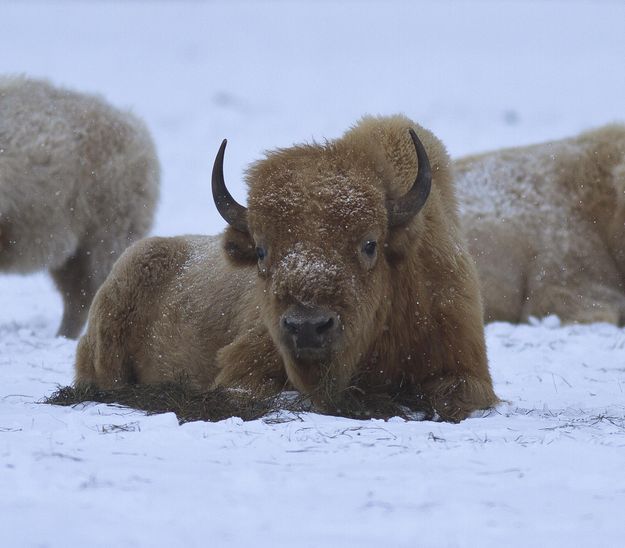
[44,382,435,424]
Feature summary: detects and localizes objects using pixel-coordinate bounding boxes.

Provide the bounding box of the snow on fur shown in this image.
[0,76,159,338]
[1,1,625,547]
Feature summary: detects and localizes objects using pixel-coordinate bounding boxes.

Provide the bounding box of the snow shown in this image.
[276,242,348,303]
[1,1,625,546]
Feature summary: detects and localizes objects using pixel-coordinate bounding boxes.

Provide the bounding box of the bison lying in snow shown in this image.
[456,124,625,325]
[75,115,498,422]
[0,76,159,338]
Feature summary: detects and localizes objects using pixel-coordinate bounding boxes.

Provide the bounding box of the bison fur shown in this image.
[0,76,159,338]
[456,124,625,325]
[75,115,497,422]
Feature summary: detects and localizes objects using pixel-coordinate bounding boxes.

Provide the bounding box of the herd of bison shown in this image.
[2,76,624,422]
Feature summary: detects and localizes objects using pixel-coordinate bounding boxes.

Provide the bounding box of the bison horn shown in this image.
[387,129,432,228]
[212,139,249,232]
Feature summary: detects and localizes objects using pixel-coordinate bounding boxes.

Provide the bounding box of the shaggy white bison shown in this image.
[75,115,498,422]
[456,124,625,325]
[0,76,159,338]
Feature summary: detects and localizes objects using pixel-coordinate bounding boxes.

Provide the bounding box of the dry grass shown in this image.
[44,381,435,424]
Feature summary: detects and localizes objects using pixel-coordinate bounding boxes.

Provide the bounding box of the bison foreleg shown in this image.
[51,243,120,338]
[422,374,499,423]
[51,249,98,338]
[213,329,287,393]
[522,282,625,325]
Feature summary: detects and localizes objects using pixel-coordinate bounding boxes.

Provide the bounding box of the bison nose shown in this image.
[281,306,339,351]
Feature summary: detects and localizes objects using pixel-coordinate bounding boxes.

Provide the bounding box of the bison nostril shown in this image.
[282,316,299,335]
[316,316,334,334]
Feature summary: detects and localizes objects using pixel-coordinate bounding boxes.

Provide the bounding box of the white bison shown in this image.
[0,76,159,338]
[456,124,625,325]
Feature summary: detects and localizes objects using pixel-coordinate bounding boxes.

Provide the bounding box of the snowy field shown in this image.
[2,1,625,546]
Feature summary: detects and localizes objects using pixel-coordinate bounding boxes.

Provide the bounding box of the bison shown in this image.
[0,75,159,338]
[75,115,498,422]
[456,124,625,325]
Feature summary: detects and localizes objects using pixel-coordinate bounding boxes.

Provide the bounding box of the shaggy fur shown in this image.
[456,124,625,325]
[75,115,498,422]
[0,76,159,338]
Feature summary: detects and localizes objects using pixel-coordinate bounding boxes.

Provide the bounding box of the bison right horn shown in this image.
[386,129,432,228]
[212,139,249,233]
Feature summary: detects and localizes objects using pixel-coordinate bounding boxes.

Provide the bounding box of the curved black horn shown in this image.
[212,139,248,232]
[387,129,432,228]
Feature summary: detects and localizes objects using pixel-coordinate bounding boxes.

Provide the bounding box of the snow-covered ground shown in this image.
[1,1,625,546]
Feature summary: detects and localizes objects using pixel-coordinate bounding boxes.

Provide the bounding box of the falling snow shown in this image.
[1,1,625,547]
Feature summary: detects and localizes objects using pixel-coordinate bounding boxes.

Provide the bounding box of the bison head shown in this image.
[213,117,433,406]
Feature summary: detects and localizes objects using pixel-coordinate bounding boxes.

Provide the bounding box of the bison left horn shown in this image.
[387,129,432,228]
[212,139,249,233]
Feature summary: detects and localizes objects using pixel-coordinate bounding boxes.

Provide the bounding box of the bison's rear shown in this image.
[457,124,625,325]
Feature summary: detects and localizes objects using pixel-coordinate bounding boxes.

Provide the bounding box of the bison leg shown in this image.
[214,328,287,393]
[522,282,625,325]
[421,272,499,421]
[51,246,115,339]
[422,374,499,423]
[520,227,625,325]
[51,250,95,338]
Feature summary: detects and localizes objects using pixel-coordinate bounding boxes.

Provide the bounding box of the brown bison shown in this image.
[456,124,625,325]
[75,115,498,422]
[0,75,160,338]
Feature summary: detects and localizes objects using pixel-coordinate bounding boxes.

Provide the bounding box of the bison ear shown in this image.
[223,226,256,265]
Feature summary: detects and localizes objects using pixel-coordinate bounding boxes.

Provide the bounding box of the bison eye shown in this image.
[256,246,267,261]
[362,240,377,257]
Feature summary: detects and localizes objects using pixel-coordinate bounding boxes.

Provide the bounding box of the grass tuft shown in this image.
[44,382,435,424]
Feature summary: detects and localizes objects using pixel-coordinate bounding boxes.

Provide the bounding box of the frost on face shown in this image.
[250,159,385,235]
[307,174,381,228]
[271,242,353,306]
